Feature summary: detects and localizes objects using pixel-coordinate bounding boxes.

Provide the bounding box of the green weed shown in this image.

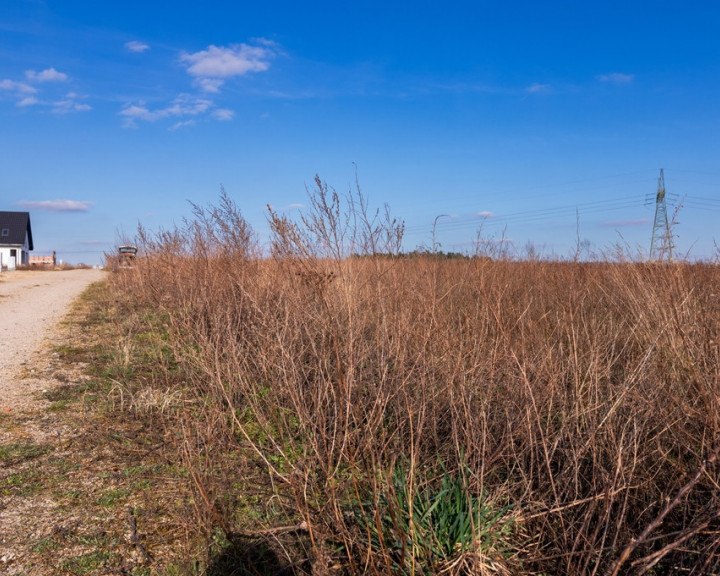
[354,461,515,574]
[0,441,51,463]
[59,550,114,574]
[96,487,132,508]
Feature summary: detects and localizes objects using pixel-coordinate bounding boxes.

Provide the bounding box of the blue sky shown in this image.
[1,1,719,264]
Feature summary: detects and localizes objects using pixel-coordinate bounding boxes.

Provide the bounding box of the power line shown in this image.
[404,195,646,234]
[405,177,718,240]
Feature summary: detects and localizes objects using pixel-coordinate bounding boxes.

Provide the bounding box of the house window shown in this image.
[1,228,8,236]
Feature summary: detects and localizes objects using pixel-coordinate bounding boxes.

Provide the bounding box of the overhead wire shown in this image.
[403,168,718,238]
[404,195,647,234]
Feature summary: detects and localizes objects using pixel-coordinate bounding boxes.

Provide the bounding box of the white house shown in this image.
[0,211,33,270]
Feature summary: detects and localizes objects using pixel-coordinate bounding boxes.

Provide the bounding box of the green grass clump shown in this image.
[355,461,515,574]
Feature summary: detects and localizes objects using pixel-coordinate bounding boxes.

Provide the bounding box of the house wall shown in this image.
[0,247,13,269]
[0,245,28,269]
[0,223,31,269]
[22,234,29,265]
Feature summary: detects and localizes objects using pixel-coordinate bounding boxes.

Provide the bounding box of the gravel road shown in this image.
[0,268,106,412]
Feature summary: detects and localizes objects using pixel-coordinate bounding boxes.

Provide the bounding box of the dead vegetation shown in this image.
[98,181,720,575]
[6,179,718,574]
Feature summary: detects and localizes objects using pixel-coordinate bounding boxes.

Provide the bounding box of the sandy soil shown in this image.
[0,268,106,413]
[0,268,186,575]
[0,268,109,573]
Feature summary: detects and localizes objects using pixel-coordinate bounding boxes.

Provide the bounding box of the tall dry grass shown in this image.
[109,182,720,575]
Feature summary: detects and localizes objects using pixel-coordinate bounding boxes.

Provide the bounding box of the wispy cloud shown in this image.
[120,104,156,122]
[52,92,91,113]
[476,210,495,218]
[602,218,649,228]
[212,108,234,121]
[526,82,550,94]
[196,78,224,93]
[16,199,93,212]
[17,96,39,107]
[597,72,635,84]
[162,96,212,117]
[0,79,37,94]
[181,41,278,92]
[25,68,68,82]
[2,69,85,111]
[268,203,305,212]
[120,94,214,127]
[125,40,150,53]
[169,119,196,131]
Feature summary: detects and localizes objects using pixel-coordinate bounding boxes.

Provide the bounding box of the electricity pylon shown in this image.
[649,169,674,260]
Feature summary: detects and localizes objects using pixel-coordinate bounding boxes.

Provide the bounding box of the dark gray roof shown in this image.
[0,211,33,250]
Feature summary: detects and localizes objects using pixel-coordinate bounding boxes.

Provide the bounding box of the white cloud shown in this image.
[212,108,234,121]
[196,77,224,93]
[16,199,93,212]
[169,120,196,131]
[125,40,150,53]
[598,73,635,84]
[25,68,68,82]
[120,95,215,127]
[476,211,495,218]
[180,42,277,91]
[526,83,550,94]
[52,92,91,113]
[53,100,92,113]
[268,203,304,212]
[163,95,212,117]
[0,79,37,94]
[120,104,156,122]
[17,96,39,107]
[3,77,89,111]
[116,40,279,126]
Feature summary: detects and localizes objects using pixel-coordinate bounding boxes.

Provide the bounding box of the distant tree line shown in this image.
[351,249,489,260]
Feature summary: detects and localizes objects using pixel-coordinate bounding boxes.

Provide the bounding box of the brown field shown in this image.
[104,188,720,575]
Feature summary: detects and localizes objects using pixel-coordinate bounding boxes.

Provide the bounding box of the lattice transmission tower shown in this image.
[649,168,674,260]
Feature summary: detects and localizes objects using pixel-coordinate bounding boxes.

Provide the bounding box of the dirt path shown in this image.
[1,269,188,575]
[0,269,106,413]
[0,269,109,573]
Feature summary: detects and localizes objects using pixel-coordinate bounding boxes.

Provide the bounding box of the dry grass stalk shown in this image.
[106,183,720,574]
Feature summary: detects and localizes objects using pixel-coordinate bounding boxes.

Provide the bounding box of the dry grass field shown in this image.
[98,186,720,575]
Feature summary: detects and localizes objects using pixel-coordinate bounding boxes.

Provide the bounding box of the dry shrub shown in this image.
[108,182,720,575]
